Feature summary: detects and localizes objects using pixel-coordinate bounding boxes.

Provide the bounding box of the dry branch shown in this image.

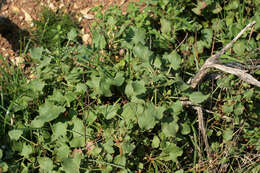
[181,100,212,159]
[191,21,257,88]
[211,64,260,87]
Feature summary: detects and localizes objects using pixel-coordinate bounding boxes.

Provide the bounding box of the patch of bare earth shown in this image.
[0,0,139,64]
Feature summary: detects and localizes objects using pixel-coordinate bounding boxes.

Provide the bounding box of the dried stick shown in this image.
[181,100,212,159]
[211,64,260,87]
[194,106,211,159]
[191,21,256,88]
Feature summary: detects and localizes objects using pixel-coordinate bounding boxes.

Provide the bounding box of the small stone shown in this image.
[49,3,57,11]
[73,3,79,9]
[83,14,94,20]
[22,9,33,26]
[11,56,24,66]
[82,34,90,45]
[80,7,91,15]
[10,5,20,13]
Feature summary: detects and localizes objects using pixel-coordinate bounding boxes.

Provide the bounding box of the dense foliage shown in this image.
[0,0,260,172]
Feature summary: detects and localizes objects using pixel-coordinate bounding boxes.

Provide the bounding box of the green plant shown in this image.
[0,0,260,172]
[31,7,80,51]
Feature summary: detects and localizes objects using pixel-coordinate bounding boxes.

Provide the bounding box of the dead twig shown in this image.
[211,64,260,87]
[191,21,257,88]
[175,33,189,51]
[181,100,212,159]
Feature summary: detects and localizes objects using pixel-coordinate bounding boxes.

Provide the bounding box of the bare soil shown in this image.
[0,0,138,63]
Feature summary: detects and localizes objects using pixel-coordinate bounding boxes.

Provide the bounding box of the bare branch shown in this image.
[191,21,256,88]
[210,64,260,87]
[181,100,212,159]
[194,105,211,159]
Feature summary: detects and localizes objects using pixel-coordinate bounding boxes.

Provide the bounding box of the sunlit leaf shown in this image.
[31,102,65,128]
[38,157,53,172]
[8,129,23,141]
[152,136,160,148]
[132,27,146,44]
[165,51,182,70]
[30,47,43,62]
[223,128,233,142]
[160,18,171,34]
[62,158,79,173]
[67,28,77,41]
[125,80,146,97]
[21,144,33,158]
[189,92,209,104]
[52,122,67,141]
[162,121,179,137]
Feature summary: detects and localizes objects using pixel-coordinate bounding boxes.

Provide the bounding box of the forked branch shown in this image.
[191,21,257,88]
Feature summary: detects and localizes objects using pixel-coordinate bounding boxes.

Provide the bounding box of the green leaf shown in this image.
[103,138,115,154]
[212,3,222,14]
[56,144,71,160]
[125,80,146,97]
[38,157,53,172]
[76,83,87,94]
[171,100,183,115]
[30,47,43,62]
[92,30,106,49]
[0,149,3,159]
[62,158,79,173]
[101,104,120,120]
[0,162,8,172]
[138,111,155,130]
[70,136,85,148]
[189,92,209,104]
[192,7,201,15]
[161,142,183,162]
[31,102,65,128]
[100,77,112,97]
[162,121,179,137]
[114,155,126,167]
[112,72,125,86]
[234,103,244,116]
[233,40,246,55]
[70,117,85,147]
[225,0,239,10]
[222,102,234,113]
[122,142,135,154]
[201,29,213,48]
[85,110,97,124]
[137,102,164,130]
[71,117,84,137]
[181,122,191,135]
[21,144,33,158]
[133,43,153,63]
[132,27,146,44]
[160,18,171,34]
[223,128,233,142]
[152,136,160,148]
[121,102,143,123]
[165,51,182,70]
[8,129,23,141]
[52,122,67,141]
[67,28,77,41]
[28,79,45,93]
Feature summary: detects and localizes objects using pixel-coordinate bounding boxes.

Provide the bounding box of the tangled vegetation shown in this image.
[0,0,260,172]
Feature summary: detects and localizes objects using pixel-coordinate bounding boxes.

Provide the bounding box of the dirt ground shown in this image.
[0,0,138,63]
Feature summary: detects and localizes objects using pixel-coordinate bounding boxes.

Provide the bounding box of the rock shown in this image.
[80,7,91,15]
[22,9,33,26]
[80,8,94,19]
[83,14,94,20]
[10,5,20,14]
[82,34,90,45]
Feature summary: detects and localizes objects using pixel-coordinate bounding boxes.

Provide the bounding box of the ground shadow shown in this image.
[0,16,29,52]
